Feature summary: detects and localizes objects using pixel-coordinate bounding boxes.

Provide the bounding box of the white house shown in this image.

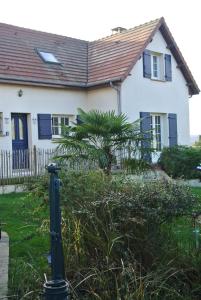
[0,17,199,167]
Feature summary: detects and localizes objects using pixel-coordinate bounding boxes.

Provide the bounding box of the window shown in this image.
[52,115,69,137]
[18,118,24,140]
[152,55,159,79]
[151,53,163,80]
[37,50,60,64]
[143,50,172,81]
[151,115,162,151]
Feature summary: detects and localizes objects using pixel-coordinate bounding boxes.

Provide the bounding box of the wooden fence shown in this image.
[0,146,144,185]
[0,147,98,185]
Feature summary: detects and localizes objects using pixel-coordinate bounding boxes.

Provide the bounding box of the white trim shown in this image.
[151,52,164,81]
[51,114,76,138]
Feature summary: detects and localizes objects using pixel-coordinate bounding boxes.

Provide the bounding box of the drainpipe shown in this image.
[109,81,122,115]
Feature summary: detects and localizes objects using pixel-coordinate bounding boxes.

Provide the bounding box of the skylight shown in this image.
[37,50,60,64]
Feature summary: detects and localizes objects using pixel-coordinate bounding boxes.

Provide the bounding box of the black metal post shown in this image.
[43,163,69,300]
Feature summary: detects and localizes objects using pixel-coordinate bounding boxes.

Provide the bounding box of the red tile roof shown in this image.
[0,18,199,95]
[0,23,88,87]
[88,19,160,85]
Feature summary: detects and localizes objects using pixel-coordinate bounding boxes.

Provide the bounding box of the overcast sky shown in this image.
[0,0,200,135]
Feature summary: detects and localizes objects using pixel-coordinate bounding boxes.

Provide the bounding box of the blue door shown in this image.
[12,113,29,169]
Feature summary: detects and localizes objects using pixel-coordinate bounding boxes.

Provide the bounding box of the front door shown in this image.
[11,113,29,169]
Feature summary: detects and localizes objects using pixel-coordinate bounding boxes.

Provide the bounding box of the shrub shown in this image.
[122,157,151,173]
[159,146,201,180]
[27,170,201,299]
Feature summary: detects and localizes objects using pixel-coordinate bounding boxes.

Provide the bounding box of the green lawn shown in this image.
[163,187,201,256]
[191,186,201,198]
[0,192,49,299]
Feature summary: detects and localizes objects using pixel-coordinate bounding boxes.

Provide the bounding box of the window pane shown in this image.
[151,115,162,151]
[155,116,161,150]
[52,127,59,135]
[64,117,69,126]
[52,115,69,136]
[60,117,69,126]
[52,117,58,126]
[39,51,59,63]
[19,118,24,140]
[152,55,159,78]
[61,117,64,126]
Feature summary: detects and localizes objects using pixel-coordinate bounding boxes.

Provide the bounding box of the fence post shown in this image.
[43,163,69,300]
[33,145,37,176]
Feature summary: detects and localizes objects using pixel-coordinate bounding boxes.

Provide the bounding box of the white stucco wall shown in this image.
[0,84,117,152]
[0,84,87,151]
[121,30,190,147]
[87,87,117,112]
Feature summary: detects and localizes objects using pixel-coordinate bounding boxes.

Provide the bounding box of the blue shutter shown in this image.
[143,50,151,78]
[38,114,52,140]
[168,113,177,146]
[165,54,172,81]
[140,112,152,162]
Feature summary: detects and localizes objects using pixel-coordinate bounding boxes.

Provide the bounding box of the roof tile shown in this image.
[0,18,199,94]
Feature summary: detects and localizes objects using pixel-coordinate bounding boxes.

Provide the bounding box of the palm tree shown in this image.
[56,108,147,175]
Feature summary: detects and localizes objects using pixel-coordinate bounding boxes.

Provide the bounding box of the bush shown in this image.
[122,157,151,173]
[159,146,201,180]
[27,170,201,299]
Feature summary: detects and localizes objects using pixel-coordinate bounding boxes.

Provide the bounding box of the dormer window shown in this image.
[37,50,60,64]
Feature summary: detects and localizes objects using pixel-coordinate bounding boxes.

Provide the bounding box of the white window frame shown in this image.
[151,52,164,80]
[151,114,162,151]
[52,115,70,137]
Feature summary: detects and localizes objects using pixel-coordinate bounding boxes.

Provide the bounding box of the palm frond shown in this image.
[55,109,152,174]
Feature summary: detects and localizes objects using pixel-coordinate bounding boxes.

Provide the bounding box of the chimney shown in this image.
[112,27,127,34]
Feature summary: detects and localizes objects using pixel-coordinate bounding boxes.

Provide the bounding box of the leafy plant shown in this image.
[18,172,201,299]
[159,146,201,180]
[26,170,199,298]
[57,171,199,299]
[55,108,151,175]
[122,157,151,173]
[194,136,201,148]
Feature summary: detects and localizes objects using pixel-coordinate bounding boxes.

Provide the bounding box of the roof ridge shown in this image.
[90,17,163,43]
[0,22,88,43]
[0,17,162,44]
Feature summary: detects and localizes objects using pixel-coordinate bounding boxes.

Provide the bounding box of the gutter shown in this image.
[109,81,122,115]
[0,77,86,89]
[0,76,123,90]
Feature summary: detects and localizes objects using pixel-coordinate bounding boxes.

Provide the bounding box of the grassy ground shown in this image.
[191,186,201,198]
[163,187,201,256]
[0,192,49,299]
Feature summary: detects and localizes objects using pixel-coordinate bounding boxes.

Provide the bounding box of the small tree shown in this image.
[194,136,201,147]
[56,108,150,175]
